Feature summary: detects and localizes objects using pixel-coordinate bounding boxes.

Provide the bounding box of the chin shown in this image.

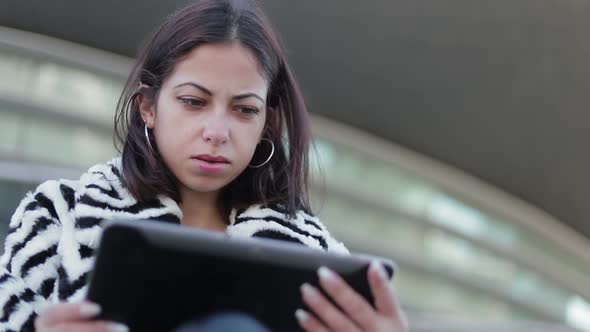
[183,177,231,194]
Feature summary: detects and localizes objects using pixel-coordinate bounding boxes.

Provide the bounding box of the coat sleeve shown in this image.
[0,180,67,332]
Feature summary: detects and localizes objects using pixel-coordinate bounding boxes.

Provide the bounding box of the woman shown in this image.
[0,0,408,331]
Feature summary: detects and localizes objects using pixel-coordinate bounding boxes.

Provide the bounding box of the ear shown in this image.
[137,92,156,128]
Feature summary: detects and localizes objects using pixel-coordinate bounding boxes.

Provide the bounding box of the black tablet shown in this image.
[85,219,395,332]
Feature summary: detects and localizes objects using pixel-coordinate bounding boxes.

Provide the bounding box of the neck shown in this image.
[178,187,227,231]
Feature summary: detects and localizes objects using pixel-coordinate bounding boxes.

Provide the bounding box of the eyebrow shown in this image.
[174,82,265,104]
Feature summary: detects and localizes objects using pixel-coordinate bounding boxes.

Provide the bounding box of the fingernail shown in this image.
[79,302,101,318]
[107,322,129,332]
[300,283,316,297]
[317,266,335,281]
[295,309,309,322]
[371,261,388,281]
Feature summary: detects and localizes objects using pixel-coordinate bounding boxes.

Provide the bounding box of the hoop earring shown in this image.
[249,138,275,168]
[144,124,154,153]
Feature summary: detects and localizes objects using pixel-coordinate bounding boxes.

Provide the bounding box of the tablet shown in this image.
[85,219,395,332]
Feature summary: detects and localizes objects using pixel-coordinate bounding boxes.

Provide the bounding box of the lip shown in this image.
[191,154,230,173]
[192,154,230,163]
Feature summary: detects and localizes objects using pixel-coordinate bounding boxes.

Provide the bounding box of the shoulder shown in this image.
[78,157,125,193]
[77,157,136,205]
[9,178,79,229]
[227,204,349,255]
[8,157,127,230]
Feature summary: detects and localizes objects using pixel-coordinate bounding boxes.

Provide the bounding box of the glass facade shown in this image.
[1,29,588,331]
[0,46,119,169]
[310,136,590,330]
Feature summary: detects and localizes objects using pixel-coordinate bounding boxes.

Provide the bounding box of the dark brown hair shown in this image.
[114,0,312,217]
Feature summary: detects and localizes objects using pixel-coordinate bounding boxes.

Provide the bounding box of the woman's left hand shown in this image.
[296,261,408,332]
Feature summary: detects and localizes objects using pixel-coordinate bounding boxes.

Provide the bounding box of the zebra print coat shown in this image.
[0,158,348,331]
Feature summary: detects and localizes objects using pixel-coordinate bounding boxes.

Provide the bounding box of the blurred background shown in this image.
[0,0,589,331]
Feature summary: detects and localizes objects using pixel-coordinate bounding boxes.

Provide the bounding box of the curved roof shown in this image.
[1,0,589,238]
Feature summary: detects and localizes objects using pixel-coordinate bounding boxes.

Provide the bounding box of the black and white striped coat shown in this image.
[0,158,348,331]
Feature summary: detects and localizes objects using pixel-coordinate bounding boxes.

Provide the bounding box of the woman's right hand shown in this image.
[34,302,129,332]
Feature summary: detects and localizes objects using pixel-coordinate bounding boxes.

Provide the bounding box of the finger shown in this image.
[295,309,330,332]
[317,267,377,330]
[36,302,101,327]
[48,320,129,332]
[300,283,360,332]
[368,261,402,318]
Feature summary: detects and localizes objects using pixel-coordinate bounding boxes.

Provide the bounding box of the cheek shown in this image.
[236,133,261,162]
[235,123,266,164]
[152,103,191,158]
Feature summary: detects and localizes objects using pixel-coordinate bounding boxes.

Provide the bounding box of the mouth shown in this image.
[192,154,230,164]
[191,155,231,173]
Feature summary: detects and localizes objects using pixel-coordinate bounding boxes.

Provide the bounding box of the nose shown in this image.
[201,111,229,145]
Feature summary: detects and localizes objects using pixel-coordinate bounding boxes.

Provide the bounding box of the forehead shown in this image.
[165,42,268,93]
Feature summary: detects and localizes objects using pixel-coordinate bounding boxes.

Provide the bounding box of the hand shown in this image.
[35,301,129,332]
[296,261,408,332]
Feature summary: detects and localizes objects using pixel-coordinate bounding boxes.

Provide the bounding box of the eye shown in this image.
[179,97,206,108]
[236,106,260,116]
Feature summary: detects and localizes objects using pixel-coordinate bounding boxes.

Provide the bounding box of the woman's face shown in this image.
[140,42,268,197]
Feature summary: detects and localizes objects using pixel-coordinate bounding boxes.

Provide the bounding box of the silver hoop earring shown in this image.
[249,138,275,168]
[144,124,154,153]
